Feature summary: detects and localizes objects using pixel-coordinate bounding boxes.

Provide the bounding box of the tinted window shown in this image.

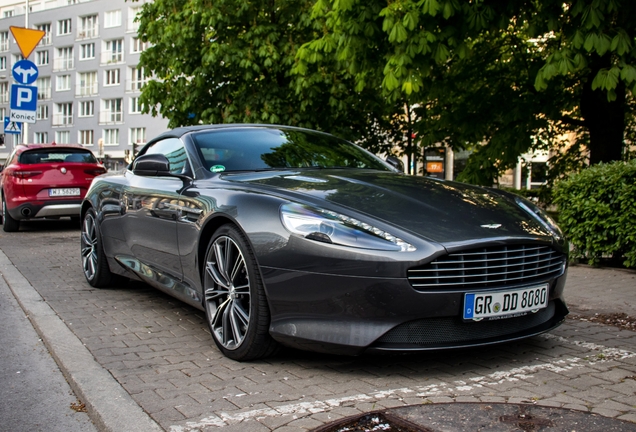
[191,128,391,173]
[19,149,97,164]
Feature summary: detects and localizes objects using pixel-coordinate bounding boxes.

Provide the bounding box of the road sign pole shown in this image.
[24,0,29,144]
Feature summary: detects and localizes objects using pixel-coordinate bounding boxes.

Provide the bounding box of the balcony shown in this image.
[126,80,146,93]
[76,83,98,97]
[99,110,123,124]
[77,27,98,40]
[52,114,73,126]
[53,58,74,71]
[37,88,52,100]
[101,51,124,65]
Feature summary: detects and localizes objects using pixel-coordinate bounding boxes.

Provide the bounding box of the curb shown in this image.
[0,249,163,432]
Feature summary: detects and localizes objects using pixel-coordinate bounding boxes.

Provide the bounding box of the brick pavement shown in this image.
[1,221,635,431]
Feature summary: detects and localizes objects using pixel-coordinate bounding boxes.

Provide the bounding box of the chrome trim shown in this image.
[34,204,81,218]
[408,244,566,290]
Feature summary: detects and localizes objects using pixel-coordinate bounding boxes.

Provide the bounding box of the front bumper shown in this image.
[261,266,568,356]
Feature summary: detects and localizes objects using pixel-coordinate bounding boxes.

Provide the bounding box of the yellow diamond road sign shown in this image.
[9,26,46,59]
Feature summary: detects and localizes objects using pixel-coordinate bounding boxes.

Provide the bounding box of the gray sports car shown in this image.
[80,124,568,361]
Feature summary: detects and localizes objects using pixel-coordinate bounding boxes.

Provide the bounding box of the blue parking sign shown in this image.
[10,84,37,111]
[10,84,37,123]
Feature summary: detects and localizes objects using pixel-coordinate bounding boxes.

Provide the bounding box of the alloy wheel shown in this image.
[81,212,98,280]
[204,235,251,350]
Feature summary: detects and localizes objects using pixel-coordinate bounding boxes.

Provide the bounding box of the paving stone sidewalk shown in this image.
[1,222,635,431]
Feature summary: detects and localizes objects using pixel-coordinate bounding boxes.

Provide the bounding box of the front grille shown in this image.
[408,244,566,291]
[375,302,556,347]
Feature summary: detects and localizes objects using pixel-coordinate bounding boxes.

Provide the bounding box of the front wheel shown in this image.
[81,208,119,287]
[2,194,20,232]
[203,225,278,361]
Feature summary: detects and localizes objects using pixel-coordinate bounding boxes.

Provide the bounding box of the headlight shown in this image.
[280,203,416,252]
[515,197,563,238]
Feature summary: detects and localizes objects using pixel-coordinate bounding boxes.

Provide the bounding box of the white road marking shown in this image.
[169,335,636,431]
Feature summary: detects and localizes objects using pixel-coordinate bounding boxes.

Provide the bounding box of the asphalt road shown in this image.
[0,219,635,431]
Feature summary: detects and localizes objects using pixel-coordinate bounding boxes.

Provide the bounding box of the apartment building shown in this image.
[0,0,169,168]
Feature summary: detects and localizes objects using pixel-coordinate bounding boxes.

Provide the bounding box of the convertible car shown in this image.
[80,124,569,361]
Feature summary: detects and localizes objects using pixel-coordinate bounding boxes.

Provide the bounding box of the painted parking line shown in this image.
[169,334,636,431]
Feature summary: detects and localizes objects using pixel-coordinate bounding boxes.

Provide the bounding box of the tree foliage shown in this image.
[135,0,395,149]
[295,0,636,184]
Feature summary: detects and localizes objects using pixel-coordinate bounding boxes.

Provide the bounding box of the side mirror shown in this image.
[386,155,404,173]
[132,154,171,176]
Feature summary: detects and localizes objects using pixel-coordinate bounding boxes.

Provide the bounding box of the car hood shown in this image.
[221,169,556,245]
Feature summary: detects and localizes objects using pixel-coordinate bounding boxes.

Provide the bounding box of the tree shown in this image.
[135,0,398,150]
[295,0,636,184]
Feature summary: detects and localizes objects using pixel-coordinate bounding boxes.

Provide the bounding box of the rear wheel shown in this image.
[2,194,20,232]
[203,224,278,361]
[81,208,118,287]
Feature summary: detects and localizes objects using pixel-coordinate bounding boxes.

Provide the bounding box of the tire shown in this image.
[2,194,20,232]
[203,224,278,361]
[81,208,119,287]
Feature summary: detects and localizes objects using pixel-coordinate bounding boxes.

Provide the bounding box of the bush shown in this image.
[553,160,636,268]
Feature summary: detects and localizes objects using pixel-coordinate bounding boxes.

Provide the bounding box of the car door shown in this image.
[121,137,191,281]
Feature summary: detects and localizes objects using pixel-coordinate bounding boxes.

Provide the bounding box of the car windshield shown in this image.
[19,149,97,164]
[191,128,392,173]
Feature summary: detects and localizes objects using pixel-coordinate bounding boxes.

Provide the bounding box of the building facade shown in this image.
[0,0,169,169]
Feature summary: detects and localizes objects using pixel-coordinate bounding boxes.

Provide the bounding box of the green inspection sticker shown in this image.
[210,165,226,173]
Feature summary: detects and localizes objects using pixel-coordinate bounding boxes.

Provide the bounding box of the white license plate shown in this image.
[49,188,80,197]
[463,284,548,320]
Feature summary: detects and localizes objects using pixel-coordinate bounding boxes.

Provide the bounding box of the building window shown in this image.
[56,130,70,144]
[77,72,98,96]
[56,75,71,91]
[79,130,94,146]
[54,47,74,71]
[0,56,5,70]
[104,68,120,86]
[131,37,147,54]
[103,129,119,145]
[37,104,49,120]
[37,23,51,45]
[0,82,8,104]
[104,10,122,28]
[35,132,49,143]
[80,43,95,60]
[0,32,9,52]
[79,100,94,117]
[58,19,72,36]
[130,127,146,145]
[103,39,124,63]
[78,14,98,38]
[129,96,142,114]
[3,10,13,18]
[128,67,146,92]
[13,54,25,64]
[54,103,73,126]
[101,98,123,123]
[36,50,49,66]
[36,77,51,99]
[127,6,142,32]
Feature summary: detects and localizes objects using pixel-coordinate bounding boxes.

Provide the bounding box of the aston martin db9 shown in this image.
[80,124,568,361]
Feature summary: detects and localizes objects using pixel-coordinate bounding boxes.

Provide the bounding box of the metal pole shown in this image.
[22,0,29,144]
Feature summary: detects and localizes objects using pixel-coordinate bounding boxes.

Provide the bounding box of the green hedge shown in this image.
[553,160,636,268]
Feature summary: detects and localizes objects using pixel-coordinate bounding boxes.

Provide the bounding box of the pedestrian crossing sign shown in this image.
[3,117,22,134]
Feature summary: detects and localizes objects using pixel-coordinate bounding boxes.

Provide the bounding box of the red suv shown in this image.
[0,143,107,232]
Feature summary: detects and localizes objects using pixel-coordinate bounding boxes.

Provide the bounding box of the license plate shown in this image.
[463,284,548,321]
[49,188,80,197]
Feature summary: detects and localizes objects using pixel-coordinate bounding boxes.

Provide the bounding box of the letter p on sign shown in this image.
[17,87,32,107]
